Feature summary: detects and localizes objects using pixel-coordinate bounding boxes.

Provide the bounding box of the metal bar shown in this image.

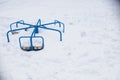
[19,36,44,51]
[36,19,41,26]
[6,26,34,42]
[10,20,24,30]
[41,22,57,26]
[54,20,65,33]
[39,25,62,41]
[41,20,65,33]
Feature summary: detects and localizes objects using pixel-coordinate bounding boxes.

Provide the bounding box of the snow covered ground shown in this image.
[0,0,120,80]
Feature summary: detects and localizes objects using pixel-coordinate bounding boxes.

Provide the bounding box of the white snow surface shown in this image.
[0,0,120,80]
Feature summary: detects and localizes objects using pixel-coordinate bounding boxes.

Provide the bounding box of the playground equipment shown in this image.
[6,19,65,51]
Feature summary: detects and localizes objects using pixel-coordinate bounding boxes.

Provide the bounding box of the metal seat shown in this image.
[19,36,44,51]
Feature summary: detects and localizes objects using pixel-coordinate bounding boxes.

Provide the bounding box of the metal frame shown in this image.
[6,19,65,51]
[19,36,44,51]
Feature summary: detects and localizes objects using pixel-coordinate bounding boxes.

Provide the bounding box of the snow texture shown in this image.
[0,0,120,80]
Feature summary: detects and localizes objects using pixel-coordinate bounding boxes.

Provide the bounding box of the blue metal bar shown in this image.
[17,22,36,26]
[36,19,41,26]
[41,20,65,33]
[10,20,39,34]
[34,26,39,33]
[54,20,61,26]
[19,36,44,51]
[61,22,65,33]
[39,25,62,41]
[41,22,58,26]
[30,29,35,50]
[29,28,39,50]
[7,26,34,42]
[10,20,24,31]
[54,20,65,33]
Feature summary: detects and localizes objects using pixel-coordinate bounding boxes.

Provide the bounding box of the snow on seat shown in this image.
[22,46,31,51]
[21,46,43,51]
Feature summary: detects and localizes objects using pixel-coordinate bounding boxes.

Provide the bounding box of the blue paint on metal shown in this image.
[19,36,44,51]
[6,19,65,51]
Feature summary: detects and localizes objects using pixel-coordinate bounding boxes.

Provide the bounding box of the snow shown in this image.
[0,0,120,80]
